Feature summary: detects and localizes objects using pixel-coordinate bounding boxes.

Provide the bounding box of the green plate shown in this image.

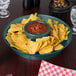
[3,14,72,60]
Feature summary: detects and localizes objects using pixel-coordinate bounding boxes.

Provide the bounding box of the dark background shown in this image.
[70,0,76,2]
[0,0,76,76]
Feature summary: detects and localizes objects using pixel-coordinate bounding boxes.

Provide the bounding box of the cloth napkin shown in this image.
[38,60,76,76]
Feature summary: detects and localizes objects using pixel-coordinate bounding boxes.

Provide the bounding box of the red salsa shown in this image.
[26,22,47,34]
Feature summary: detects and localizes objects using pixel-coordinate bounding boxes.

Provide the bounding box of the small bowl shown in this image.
[49,0,72,13]
[24,21,50,41]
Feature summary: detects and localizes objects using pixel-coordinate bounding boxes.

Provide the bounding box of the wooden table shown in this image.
[0,0,76,76]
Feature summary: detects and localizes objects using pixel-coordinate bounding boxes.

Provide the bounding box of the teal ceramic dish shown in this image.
[24,21,50,41]
[3,14,72,60]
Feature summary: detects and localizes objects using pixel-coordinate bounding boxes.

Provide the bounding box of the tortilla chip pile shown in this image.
[6,13,70,54]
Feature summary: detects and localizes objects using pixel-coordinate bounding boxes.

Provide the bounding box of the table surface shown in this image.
[0,0,76,76]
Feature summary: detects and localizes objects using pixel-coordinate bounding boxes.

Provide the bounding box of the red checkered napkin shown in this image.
[38,60,76,76]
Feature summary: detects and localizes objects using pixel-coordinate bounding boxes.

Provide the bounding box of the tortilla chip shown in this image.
[21,18,30,25]
[53,20,58,25]
[39,45,53,54]
[58,27,65,41]
[47,19,54,29]
[26,41,40,54]
[65,31,70,40]
[29,13,42,21]
[53,24,58,34]
[8,24,23,33]
[54,44,63,51]
[5,33,15,47]
[52,29,59,40]
[40,40,51,49]
[65,27,69,31]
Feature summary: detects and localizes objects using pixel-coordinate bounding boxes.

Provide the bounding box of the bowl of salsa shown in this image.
[24,21,50,41]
